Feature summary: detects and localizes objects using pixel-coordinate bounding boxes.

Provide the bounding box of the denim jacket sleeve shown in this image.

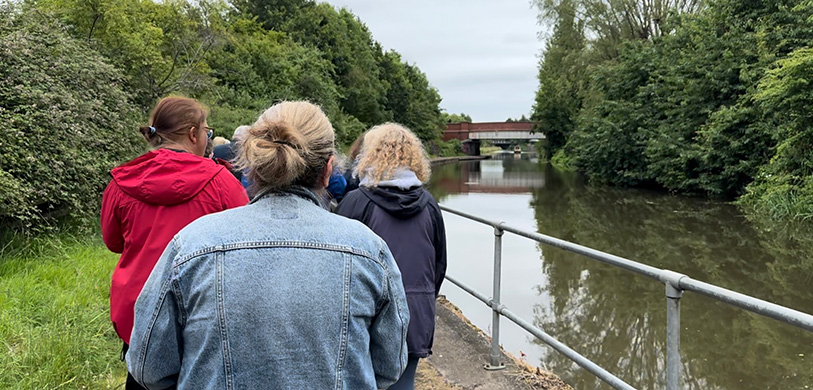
[369,244,410,389]
[126,237,184,390]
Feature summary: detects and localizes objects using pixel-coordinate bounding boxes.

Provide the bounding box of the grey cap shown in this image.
[233,125,251,141]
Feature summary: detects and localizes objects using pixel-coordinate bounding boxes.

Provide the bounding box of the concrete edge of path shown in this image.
[430,155,491,165]
[416,296,573,390]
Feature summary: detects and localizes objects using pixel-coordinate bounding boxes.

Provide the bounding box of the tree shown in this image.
[398,63,444,140]
[534,0,705,59]
[533,0,813,207]
[441,112,472,123]
[743,45,813,219]
[532,0,586,160]
[37,0,222,108]
[0,6,142,228]
[567,42,657,187]
[233,1,445,141]
[243,2,389,126]
[202,15,342,137]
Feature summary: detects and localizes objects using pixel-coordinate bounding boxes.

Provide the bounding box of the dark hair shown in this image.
[348,134,365,161]
[139,97,207,147]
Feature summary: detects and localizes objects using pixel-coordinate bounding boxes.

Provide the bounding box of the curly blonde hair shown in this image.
[355,123,431,186]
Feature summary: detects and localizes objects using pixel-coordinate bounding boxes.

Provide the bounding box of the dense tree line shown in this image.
[441,112,472,123]
[532,0,813,220]
[0,0,448,228]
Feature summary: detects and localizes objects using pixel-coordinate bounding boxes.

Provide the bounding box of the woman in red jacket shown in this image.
[101,97,248,389]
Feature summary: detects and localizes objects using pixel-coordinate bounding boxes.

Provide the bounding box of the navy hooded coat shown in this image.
[337,185,447,358]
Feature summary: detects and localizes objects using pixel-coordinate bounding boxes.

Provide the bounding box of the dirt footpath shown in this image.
[414,297,572,390]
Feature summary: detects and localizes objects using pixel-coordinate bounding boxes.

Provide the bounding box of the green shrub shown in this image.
[435,139,463,157]
[742,46,813,221]
[0,7,142,230]
[550,149,575,169]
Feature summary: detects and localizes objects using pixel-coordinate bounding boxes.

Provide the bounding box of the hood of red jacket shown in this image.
[111,149,225,206]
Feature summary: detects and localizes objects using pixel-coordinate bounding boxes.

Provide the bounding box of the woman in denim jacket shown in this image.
[126,101,410,389]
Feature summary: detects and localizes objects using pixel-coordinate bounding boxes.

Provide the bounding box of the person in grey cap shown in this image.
[213,125,250,181]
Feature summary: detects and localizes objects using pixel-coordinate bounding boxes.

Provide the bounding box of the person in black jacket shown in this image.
[340,134,365,199]
[336,123,447,390]
[213,125,250,182]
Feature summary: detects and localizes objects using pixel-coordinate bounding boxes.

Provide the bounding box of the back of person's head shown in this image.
[139,96,208,149]
[204,139,214,158]
[348,134,365,161]
[213,136,230,147]
[233,125,251,141]
[237,101,334,191]
[356,123,431,186]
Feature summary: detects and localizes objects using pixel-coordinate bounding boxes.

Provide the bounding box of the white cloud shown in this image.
[325,0,546,121]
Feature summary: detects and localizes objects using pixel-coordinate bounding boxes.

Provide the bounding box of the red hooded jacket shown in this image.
[101,149,249,343]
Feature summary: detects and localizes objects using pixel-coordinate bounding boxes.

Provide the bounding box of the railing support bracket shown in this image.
[487,225,505,370]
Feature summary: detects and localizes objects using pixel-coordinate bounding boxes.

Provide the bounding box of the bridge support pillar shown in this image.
[462,139,480,156]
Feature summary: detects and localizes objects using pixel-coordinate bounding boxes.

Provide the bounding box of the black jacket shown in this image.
[341,169,359,200]
[336,186,447,358]
[213,143,243,182]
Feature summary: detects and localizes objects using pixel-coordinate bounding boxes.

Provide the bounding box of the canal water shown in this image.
[427,153,813,390]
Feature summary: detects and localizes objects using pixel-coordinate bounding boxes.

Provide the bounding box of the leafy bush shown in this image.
[742,46,813,220]
[533,0,813,214]
[434,139,463,157]
[568,42,656,187]
[0,7,142,229]
[550,148,575,169]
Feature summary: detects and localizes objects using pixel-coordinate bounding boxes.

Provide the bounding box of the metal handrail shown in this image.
[439,204,813,390]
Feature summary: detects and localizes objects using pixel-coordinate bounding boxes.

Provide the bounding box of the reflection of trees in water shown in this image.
[529,166,813,390]
[746,216,813,294]
[427,162,463,203]
[428,157,545,201]
[494,153,541,172]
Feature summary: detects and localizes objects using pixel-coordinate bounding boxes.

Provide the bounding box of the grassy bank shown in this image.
[479,145,502,155]
[0,235,125,389]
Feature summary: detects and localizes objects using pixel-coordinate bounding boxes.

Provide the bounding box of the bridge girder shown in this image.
[469,131,546,140]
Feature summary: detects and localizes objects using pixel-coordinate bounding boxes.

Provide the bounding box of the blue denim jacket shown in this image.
[126,187,409,389]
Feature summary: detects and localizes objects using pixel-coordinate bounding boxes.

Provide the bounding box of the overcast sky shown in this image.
[324,0,545,122]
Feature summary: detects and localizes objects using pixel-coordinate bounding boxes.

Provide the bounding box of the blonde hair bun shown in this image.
[237,101,335,191]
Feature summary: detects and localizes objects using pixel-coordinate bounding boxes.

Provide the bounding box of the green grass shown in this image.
[0,234,126,389]
[479,145,502,155]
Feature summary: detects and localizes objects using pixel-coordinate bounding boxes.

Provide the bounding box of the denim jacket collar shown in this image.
[250,185,321,207]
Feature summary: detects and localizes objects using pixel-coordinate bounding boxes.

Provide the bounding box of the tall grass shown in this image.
[0,233,126,389]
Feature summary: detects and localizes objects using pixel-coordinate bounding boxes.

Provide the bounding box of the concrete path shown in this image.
[414,297,572,390]
[429,155,491,165]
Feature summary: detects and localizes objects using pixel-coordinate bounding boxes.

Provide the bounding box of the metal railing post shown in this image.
[665,281,683,390]
[485,225,506,370]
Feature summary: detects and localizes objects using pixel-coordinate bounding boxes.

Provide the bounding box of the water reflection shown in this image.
[432,153,548,200]
[428,155,813,390]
